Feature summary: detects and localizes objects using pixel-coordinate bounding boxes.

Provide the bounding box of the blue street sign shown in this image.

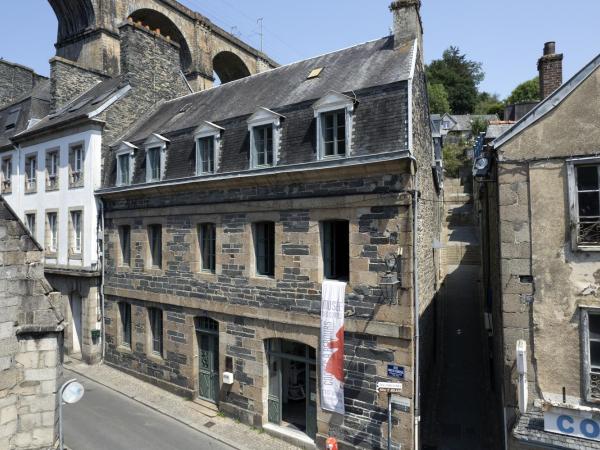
[387,364,405,379]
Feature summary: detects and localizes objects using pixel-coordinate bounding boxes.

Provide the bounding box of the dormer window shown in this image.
[116,142,137,187]
[247,107,284,169]
[144,134,169,183]
[194,122,224,175]
[313,91,355,160]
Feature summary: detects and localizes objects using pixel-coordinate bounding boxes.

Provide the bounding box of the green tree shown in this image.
[471,117,489,136]
[506,77,540,104]
[442,143,468,178]
[426,46,484,114]
[475,92,504,116]
[427,83,451,114]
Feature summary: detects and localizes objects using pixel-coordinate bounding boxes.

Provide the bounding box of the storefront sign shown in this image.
[545,408,600,441]
[320,280,346,414]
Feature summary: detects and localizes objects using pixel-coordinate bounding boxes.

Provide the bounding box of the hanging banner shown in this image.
[320,280,346,414]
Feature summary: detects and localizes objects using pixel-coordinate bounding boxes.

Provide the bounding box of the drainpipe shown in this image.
[98,198,106,361]
[412,161,421,450]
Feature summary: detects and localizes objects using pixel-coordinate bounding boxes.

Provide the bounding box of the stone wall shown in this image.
[0,60,46,109]
[49,57,108,113]
[102,163,417,449]
[0,197,63,450]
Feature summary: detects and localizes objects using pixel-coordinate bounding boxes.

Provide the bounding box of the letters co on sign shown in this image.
[544,408,600,441]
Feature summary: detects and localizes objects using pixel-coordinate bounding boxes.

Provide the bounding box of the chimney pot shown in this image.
[544,41,556,56]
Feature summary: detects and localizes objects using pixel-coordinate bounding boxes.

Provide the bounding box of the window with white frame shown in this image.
[46,150,59,190]
[116,142,136,187]
[568,159,600,249]
[313,91,355,160]
[194,122,223,175]
[70,210,82,255]
[69,144,84,188]
[46,212,58,253]
[582,308,600,402]
[25,154,37,192]
[247,107,283,169]
[144,134,168,183]
[25,213,36,235]
[1,156,12,193]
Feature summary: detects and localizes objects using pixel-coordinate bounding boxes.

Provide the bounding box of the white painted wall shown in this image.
[3,129,102,269]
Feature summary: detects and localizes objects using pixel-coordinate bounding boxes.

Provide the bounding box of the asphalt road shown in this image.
[62,369,233,450]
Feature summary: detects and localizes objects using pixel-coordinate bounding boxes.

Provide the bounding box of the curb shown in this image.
[63,364,244,450]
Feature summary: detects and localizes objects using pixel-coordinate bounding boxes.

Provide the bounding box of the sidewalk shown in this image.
[63,358,300,450]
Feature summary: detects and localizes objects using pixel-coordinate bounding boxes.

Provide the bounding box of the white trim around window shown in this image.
[144,133,169,183]
[194,121,224,175]
[116,141,137,187]
[313,91,356,160]
[247,107,284,169]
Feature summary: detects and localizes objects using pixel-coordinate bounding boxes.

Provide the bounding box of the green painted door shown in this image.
[268,355,281,424]
[198,332,219,403]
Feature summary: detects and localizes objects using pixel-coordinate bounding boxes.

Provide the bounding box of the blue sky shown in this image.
[1,1,599,99]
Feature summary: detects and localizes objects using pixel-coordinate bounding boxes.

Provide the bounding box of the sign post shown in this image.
[377,382,403,450]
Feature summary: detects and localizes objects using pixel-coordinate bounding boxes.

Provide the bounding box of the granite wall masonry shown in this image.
[0,198,63,450]
[49,57,108,113]
[0,60,46,109]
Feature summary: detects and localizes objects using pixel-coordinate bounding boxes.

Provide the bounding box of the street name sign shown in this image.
[376,382,403,393]
[387,364,405,379]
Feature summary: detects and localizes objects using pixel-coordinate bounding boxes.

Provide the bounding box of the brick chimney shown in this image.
[538,41,563,100]
[389,0,423,50]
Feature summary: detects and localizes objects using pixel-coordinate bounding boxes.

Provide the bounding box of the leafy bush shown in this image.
[443,143,468,178]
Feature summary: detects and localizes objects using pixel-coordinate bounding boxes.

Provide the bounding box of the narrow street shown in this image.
[425,177,499,449]
[61,369,233,450]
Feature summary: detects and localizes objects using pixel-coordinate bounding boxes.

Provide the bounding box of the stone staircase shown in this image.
[441,177,480,268]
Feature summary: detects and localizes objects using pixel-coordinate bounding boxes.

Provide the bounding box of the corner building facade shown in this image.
[99,4,441,448]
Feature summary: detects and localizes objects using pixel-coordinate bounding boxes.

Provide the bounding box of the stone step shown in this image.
[189,398,219,417]
[441,245,481,266]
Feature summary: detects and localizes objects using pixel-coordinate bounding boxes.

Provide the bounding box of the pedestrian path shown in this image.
[63,359,301,450]
[423,176,499,450]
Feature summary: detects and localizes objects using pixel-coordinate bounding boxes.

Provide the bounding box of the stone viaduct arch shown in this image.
[48,0,277,90]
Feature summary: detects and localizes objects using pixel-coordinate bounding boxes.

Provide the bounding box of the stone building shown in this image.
[0,18,190,364]
[1,0,273,364]
[97,2,441,448]
[476,41,600,448]
[0,196,64,450]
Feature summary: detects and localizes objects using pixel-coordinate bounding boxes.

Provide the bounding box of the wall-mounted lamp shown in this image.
[379,249,402,303]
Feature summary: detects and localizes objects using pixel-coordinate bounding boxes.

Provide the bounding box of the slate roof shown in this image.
[13,75,129,142]
[0,80,50,150]
[486,123,513,140]
[513,408,600,449]
[449,114,498,132]
[119,35,416,144]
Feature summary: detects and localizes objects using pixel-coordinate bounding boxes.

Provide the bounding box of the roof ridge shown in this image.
[162,35,397,106]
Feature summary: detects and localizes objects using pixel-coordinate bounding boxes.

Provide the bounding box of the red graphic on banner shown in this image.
[326,326,345,382]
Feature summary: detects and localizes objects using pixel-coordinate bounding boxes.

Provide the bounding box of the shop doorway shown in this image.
[267,339,317,439]
[196,317,220,403]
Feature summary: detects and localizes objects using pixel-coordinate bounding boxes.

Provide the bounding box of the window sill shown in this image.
[24,189,37,195]
[147,352,164,363]
[194,271,218,282]
[575,245,600,252]
[145,267,164,276]
[250,275,276,288]
[69,183,84,190]
[45,251,58,258]
[116,265,132,273]
[69,253,83,260]
[118,344,133,354]
[46,186,59,192]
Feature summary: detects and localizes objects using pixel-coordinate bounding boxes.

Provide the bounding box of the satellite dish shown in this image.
[62,381,85,404]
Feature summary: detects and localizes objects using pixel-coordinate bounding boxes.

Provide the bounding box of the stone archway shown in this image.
[128,9,192,73]
[48,0,95,42]
[213,51,252,84]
